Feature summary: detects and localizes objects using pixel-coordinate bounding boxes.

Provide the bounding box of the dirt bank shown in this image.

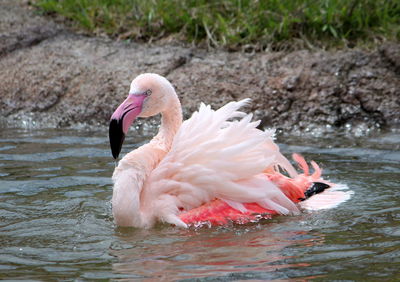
[0,1,399,136]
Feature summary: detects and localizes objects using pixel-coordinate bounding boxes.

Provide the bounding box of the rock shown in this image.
[0,0,61,58]
[380,42,400,74]
[0,0,399,135]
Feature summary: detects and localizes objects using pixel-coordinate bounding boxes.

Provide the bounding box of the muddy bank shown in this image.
[0,1,399,136]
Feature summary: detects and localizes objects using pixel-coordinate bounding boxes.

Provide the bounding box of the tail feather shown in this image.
[310,161,322,179]
[300,182,330,201]
[267,154,329,203]
[179,153,351,227]
[292,153,309,176]
[300,184,353,211]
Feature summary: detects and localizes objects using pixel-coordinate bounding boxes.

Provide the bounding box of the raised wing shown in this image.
[141,99,299,227]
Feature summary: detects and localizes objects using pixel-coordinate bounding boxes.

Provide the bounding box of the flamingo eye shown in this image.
[145,89,152,96]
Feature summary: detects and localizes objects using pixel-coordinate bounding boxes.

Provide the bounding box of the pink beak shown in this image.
[109,94,147,159]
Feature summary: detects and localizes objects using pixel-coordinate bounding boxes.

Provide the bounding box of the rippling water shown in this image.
[0,128,399,280]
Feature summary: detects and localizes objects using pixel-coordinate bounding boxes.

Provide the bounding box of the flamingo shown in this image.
[109,73,344,228]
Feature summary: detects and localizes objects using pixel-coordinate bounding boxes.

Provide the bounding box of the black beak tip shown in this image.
[109,119,125,159]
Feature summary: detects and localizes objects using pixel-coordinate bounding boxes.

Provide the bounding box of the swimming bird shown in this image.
[109,73,339,228]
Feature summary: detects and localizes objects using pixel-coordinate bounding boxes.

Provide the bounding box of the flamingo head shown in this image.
[109,73,175,159]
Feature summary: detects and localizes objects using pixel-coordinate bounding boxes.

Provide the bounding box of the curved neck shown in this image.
[151,93,183,152]
[112,91,182,228]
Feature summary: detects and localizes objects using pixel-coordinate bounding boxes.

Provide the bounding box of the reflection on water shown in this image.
[111,222,325,280]
[0,128,399,280]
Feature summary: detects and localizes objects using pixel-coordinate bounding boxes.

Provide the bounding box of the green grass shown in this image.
[35,0,400,50]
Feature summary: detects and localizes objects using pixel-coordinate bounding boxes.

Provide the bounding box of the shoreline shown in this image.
[0,1,399,136]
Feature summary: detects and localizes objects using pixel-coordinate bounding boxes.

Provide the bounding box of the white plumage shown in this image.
[109,73,348,229]
[140,98,299,228]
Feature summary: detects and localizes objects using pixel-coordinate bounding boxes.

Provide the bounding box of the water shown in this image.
[0,128,399,280]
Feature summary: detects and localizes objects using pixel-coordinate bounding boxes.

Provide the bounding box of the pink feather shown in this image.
[110,74,350,229]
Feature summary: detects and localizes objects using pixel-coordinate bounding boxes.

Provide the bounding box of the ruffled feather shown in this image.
[140,99,300,226]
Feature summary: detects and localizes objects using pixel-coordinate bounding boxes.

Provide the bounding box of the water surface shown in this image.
[0,128,399,280]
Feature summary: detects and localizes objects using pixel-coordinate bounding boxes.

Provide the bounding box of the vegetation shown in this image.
[35,0,400,50]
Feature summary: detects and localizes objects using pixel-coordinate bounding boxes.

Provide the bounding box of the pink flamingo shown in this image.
[109,73,347,228]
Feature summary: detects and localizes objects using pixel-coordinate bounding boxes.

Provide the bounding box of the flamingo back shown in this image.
[140,99,301,227]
